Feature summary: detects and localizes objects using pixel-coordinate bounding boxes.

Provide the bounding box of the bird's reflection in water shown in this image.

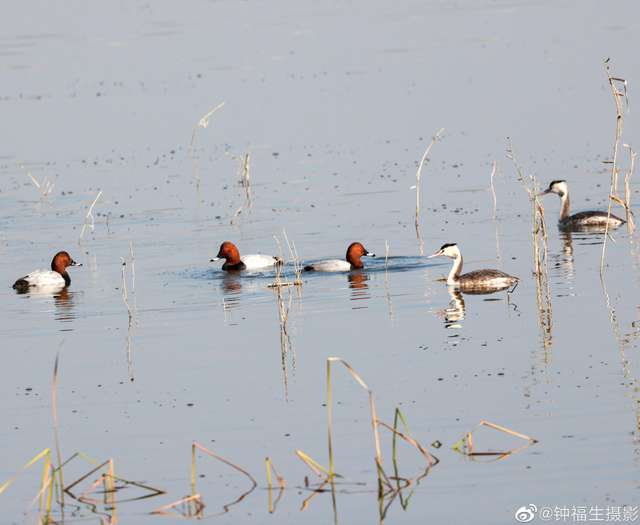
[549,230,576,292]
[14,285,79,325]
[348,271,371,308]
[439,284,513,329]
[441,287,465,328]
[220,272,243,311]
[550,229,610,295]
[53,287,78,323]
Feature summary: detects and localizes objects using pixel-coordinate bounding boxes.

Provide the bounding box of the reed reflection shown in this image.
[601,274,640,435]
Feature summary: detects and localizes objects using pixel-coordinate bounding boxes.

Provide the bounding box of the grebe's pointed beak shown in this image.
[538,187,551,196]
[428,250,443,258]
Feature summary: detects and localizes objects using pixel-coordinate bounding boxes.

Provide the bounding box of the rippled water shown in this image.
[2,0,640,523]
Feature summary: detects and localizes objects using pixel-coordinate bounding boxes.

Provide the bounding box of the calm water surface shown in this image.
[2,0,640,523]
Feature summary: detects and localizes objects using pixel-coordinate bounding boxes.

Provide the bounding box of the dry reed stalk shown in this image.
[228,151,253,223]
[378,420,436,465]
[412,128,444,228]
[225,151,251,189]
[384,241,393,321]
[326,358,382,480]
[189,103,225,190]
[283,228,302,286]
[295,450,331,482]
[411,128,444,253]
[269,229,302,287]
[78,190,102,245]
[269,232,295,393]
[601,60,629,273]
[452,421,538,458]
[489,162,506,269]
[52,346,65,505]
[191,443,257,489]
[242,152,251,193]
[507,140,553,343]
[489,162,501,221]
[21,165,54,197]
[64,458,112,493]
[0,227,5,244]
[121,257,134,381]
[152,494,205,516]
[265,458,285,489]
[62,452,164,498]
[0,450,50,490]
[188,446,256,517]
[265,458,285,513]
[77,459,115,504]
[390,408,438,466]
[0,448,53,524]
[610,144,636,234]
[230,201,245,225]
[129,242,136,294]
[120,258,132,322]
[23,463,55,525]
[129,244,140,354]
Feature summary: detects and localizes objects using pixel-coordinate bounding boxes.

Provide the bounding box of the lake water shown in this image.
[2,0,640,523]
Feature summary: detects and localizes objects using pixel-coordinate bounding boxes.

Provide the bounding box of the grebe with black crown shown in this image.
[428,243,520,288]
[538,180,626,229]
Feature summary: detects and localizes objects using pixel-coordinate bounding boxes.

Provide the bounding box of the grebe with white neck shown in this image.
[428,243,520,289]
[538,180,626,229]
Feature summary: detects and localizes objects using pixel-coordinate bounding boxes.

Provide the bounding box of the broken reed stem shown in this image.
[489,162,502,222]
[52,345,65,504]
[230,201,245,225]
[78,190,102,245]
[507,140,552,340]
[327,360,334,477]
[601,60,628,274]
[189,103,225,188]
[384,240,393,321]
[413,128,444,230]
[269,228,302,287]
[326,358,383,481]
[489,162,505,268]
[129,242,136,294]
[242,152,252,204]
[21,165,53,197]
[622,145,636,233]
[191,443,257,489]
[282,228,302,285]
[265,458,285,489]
[121,258,132,321]
[227,151,252,223]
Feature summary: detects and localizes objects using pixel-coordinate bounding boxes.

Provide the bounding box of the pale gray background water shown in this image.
[2,1,640,523]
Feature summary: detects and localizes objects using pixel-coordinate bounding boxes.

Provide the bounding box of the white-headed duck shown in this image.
[304,242,375,272]
[13,251,82,291]
[211,241,280,271]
